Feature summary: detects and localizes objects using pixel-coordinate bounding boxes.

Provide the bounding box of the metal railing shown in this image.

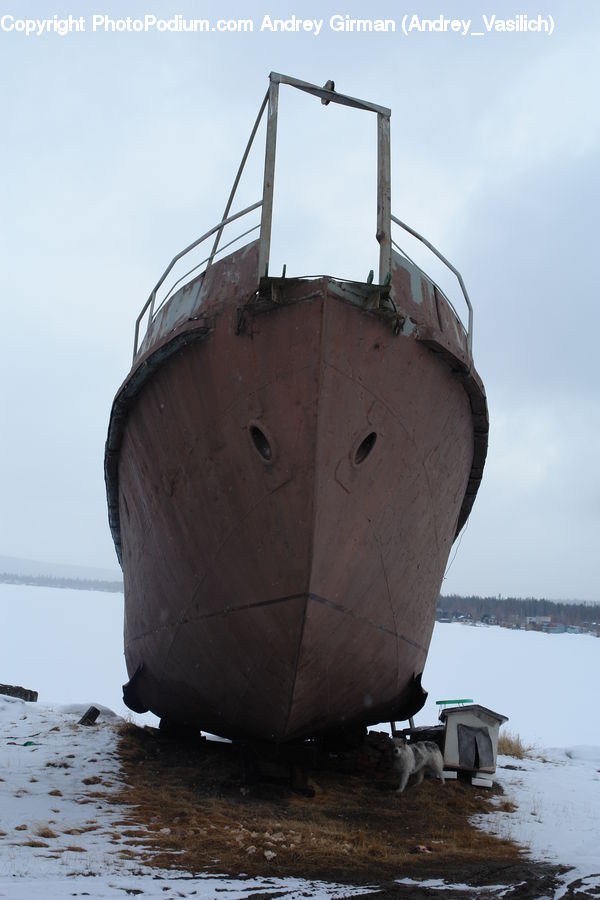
[132,72,394,359]
[132,72,473,359]
[133,202,262,357]
[391,215,473,355]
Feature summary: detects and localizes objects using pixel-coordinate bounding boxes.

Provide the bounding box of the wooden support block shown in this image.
[0,683,38,702]
[291,764,315,797]
[78,705,100,726]
[471,775,493,788]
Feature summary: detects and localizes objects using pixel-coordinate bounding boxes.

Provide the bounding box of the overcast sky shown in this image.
[1,1,598,602]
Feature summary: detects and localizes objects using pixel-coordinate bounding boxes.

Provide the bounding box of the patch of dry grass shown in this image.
[34,825,58,839]
[497,731,535,760]
[62,824,101,836]
[107,723,523,881]
[494,799,518,814]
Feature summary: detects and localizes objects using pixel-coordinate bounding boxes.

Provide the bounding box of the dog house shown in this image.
[439,704,508,774]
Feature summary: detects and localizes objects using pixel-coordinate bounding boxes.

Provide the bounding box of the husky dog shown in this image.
[392,737,445,793]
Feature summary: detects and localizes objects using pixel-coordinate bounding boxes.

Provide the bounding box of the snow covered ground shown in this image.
[0,693,372,899]
[1,582,599,897]
[480,746,600,898]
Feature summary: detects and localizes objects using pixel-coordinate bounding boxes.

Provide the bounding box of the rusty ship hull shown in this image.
[105,242,487,741]
[105,73,488,742]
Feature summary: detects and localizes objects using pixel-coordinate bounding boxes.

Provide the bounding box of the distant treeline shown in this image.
[0,572,124,594]
[439,594,600,626]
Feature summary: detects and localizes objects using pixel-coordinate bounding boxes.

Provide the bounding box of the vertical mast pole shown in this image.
[377,112,392,285]
[258,75,280,280]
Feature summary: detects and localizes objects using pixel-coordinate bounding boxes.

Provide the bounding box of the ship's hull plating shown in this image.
[105,241,488,741]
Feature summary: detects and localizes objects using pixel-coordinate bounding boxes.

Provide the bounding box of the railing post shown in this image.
[258,75,280,280]
[148,290,157,322]
[377,112,392,285]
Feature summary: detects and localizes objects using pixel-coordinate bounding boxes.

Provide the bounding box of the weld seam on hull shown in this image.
[125,590,426,654]
[283,593,309,736]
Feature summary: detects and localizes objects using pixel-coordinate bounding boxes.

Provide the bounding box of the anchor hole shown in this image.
[250,425,272,461]
[354,431,377,465]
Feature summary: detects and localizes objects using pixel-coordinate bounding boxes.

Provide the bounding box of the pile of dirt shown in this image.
[110,724,566,897]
